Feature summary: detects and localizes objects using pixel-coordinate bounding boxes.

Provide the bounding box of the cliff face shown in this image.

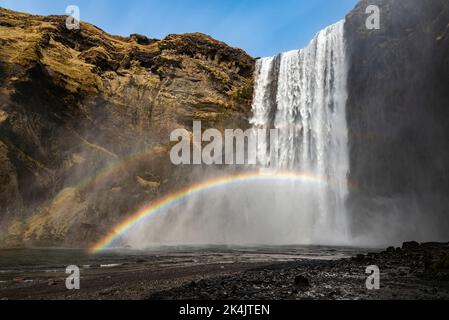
[345,0,449,242]
[0,8,254,247]
[2,1,449,248]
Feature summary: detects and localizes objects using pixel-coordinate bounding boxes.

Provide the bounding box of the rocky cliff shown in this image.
[345,0,449,242]
[0,8,254,247]
[2,1,449,248]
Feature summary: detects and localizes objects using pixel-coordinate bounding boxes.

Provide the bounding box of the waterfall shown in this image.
[250,20,350,243]
[120,20,351,248]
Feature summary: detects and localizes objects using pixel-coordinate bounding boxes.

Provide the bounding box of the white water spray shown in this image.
[250,20,350,243]
[120,21,351,248]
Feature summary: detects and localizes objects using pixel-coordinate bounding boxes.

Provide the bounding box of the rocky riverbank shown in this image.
[150,242,449,300]
[1,243,448,300]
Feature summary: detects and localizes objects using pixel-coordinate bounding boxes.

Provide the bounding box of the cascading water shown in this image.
[118,20,351,248]
[250,20,350,243]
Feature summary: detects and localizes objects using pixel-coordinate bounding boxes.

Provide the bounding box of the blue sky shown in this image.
[0,0,358,57]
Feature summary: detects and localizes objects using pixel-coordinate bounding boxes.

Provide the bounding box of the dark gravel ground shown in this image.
[0,261,269,300]
[1,242,448,300]
[150,242,449,300]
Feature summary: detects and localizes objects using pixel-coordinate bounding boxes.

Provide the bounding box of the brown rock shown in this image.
[0,7,255,247]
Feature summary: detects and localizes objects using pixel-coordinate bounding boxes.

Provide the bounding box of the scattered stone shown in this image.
[403,241,420,250]
[148,242,449,300]
[386,246,396,253]
[354,254,366,261]
[47,279,58,286]
[397,267,411,276]
[99,288,117,296]
[293,275,310,288]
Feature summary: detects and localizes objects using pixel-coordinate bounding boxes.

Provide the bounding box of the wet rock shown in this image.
[47,279,58,286]
[403,242,420,251]
[354,254,366,262]
[397,267,411,276]
[293,275,310,289]
[148,242,449,300]
[346,0,449,238]
[386,247,396,254]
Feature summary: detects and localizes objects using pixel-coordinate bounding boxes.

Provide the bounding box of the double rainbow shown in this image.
[89,171,329,253]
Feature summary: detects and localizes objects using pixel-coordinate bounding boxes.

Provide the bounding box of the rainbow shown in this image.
[22,145,168,226]
[89,171,330,253]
